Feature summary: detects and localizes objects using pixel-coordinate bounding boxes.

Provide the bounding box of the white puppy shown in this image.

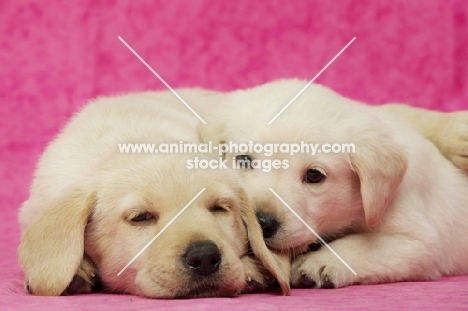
[199,79,468,288]
[18,90,289,297]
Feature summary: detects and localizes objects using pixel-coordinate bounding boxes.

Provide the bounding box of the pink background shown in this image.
[1,0,467,310]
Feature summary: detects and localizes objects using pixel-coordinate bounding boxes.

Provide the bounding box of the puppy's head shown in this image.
[198,79,407,251]
[19,153,289,297]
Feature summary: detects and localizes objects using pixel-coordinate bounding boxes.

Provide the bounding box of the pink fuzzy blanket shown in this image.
[1,1,467,310]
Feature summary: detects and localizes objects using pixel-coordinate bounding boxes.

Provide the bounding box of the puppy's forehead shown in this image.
[203,182,240,202]
[223,81,358,142]
[114,193,149,212]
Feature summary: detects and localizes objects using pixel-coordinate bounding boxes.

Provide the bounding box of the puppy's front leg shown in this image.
[291,233,436,289]
[240,255,274,293]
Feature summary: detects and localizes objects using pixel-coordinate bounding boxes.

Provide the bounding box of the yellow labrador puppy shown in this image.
[18,91,289,297]
[199,79,468,288]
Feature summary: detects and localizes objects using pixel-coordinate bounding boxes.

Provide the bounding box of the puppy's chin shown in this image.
[136,276,245,299]
[264,226,318,251]
[130,261,247,299]
[266,238,311,253]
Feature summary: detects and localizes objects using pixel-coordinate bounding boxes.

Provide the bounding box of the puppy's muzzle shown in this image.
[256,211,280,239]
[184,240,221,277]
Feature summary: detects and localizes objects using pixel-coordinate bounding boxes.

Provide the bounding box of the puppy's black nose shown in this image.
[256,211,279,239]
[184,241,221,276]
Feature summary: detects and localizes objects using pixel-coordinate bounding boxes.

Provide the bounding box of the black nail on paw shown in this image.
[26,284,33,294]
[66,275,85,295]
[244,279,263,293]
[299,274,316,288]
[91,276,103,292]
[321,280,335,289]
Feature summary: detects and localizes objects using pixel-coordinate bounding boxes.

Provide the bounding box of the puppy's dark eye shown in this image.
[305,169,326,183]
[130,212,154,222]
[210,205,228,213]
[235,155,252,169]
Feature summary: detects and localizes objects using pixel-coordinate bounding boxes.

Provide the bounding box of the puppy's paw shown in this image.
[291,251,355,289]
[436,111,468,170]
[241,255,273,293]
[25,255,98,296]
[62,255,99,295]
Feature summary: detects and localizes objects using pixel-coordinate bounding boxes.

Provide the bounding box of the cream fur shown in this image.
[18,90,289,297]
[198,79,468,288]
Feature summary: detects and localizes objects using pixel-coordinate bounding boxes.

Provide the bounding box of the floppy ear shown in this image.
[18,189,97,296]
[350,131,407,227]
[239,188,290,295]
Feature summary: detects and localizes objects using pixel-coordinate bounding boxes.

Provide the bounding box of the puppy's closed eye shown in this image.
[210,205,229,213]
[304,168,326,184]
[209,198,233,214]
[128,211,157,224]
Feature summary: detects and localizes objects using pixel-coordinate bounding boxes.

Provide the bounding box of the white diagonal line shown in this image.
[118,36,207,124]
[268,188,357,275]
[268,37,356,124]
[117,188,206,276]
